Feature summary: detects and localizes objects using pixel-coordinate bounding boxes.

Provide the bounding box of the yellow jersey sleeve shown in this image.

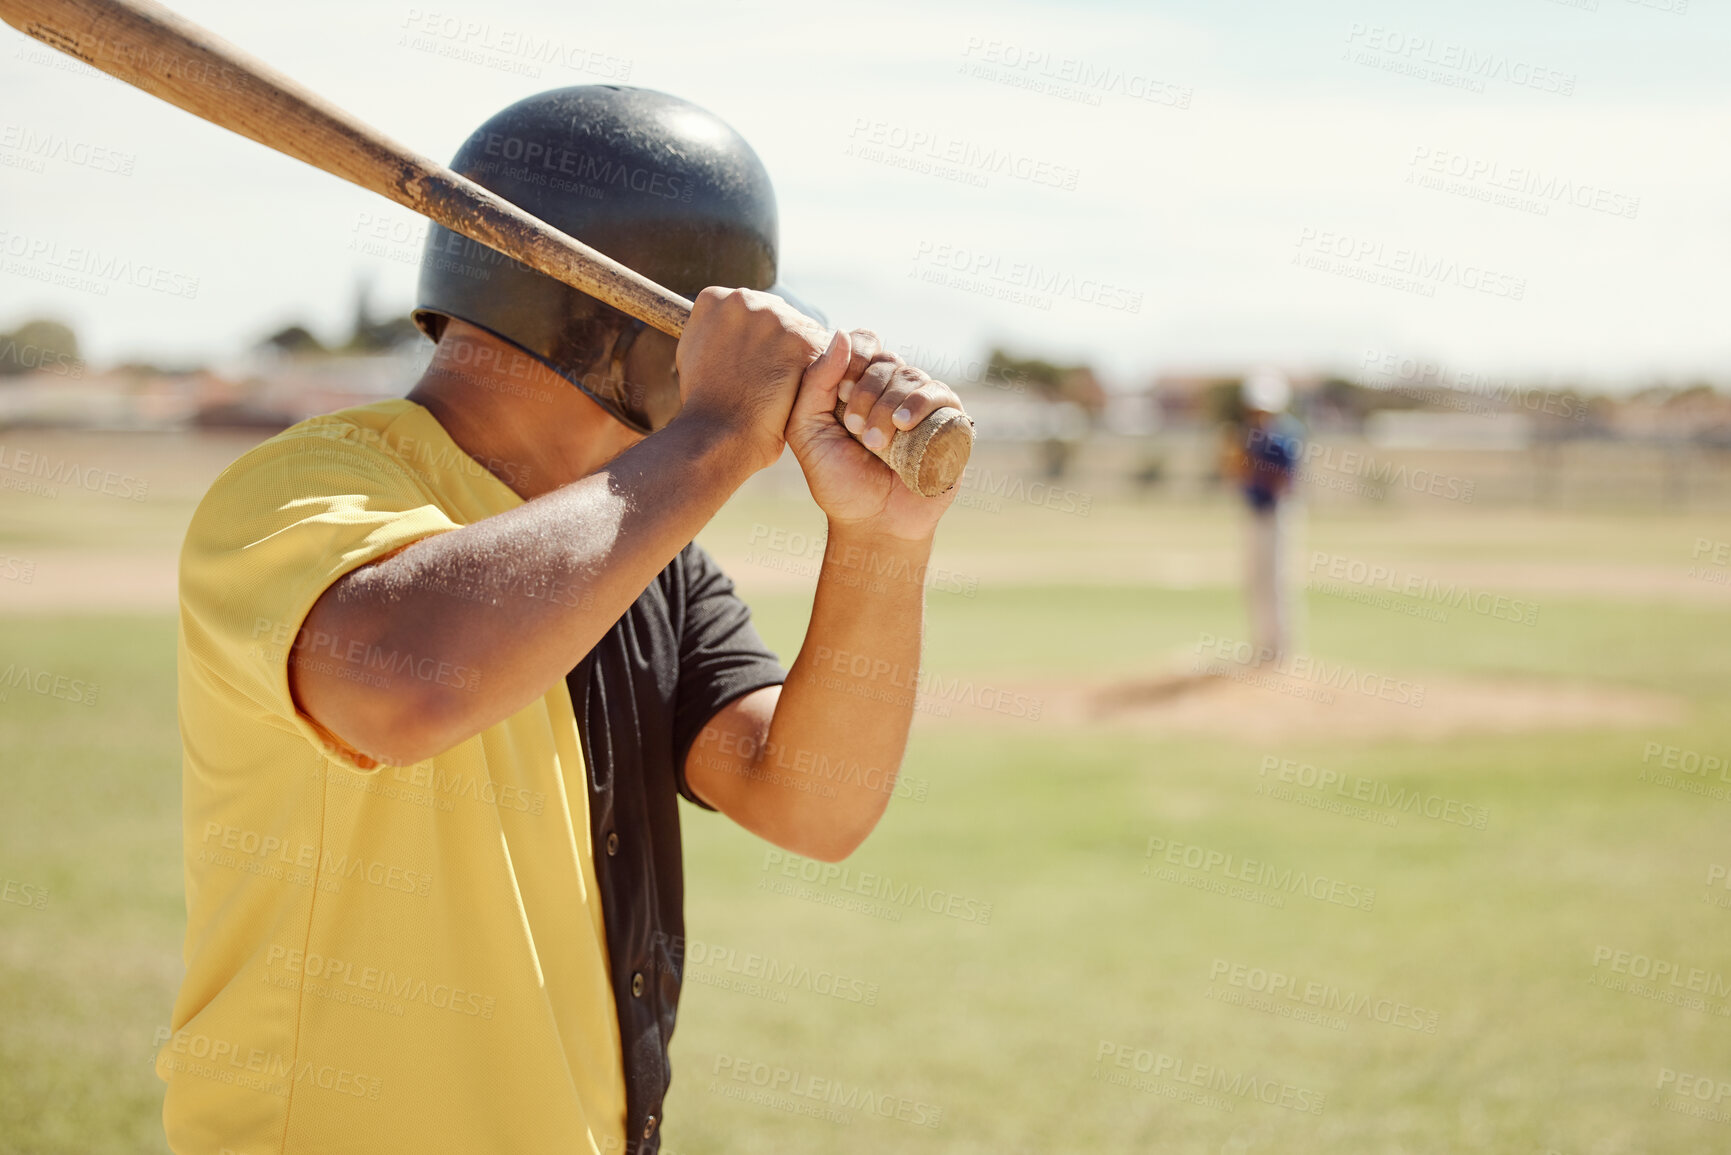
[178,416,460,762]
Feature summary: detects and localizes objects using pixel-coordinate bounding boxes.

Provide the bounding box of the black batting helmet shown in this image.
[414,85,817,432]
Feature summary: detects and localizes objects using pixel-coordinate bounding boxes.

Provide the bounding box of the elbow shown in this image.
[288,585,495,767]
[301,678,469,768]
[792,820,878,864]
[776,765,903,861]
[347,726,447,770]
[805,841,865,865]
[365,684,475,766]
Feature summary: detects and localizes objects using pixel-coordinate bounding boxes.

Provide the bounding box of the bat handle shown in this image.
[832,400,974,497]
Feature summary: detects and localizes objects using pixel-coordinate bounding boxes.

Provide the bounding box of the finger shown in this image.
[862,366,932,452]
[837,328,884,405]
[885,377,961,433]
[841,356,899,437]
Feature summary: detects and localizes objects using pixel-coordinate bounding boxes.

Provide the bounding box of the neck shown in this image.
[405,324,631,501]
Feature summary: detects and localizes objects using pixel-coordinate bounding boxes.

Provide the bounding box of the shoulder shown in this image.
[181,400,447,563]
[666,540,739,600]
[615,542,720,632]
[642,542,755,650]
[200,400,426,494]
[195,400,429,503]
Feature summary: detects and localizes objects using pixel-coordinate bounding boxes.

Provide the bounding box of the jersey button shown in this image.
[631,971,645,997]
[606,831,619,856]
[642,1114,658,1139]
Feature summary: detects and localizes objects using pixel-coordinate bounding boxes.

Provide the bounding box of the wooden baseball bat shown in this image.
[0,0,974,496]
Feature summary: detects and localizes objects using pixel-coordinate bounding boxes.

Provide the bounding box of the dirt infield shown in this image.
[4,545,1724,615]
[0,548,180,612]
[974,667,1688,742]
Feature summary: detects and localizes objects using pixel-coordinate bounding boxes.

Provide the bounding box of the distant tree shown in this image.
[1310,374,1434,424]
[1631,382,1676,404]
[1313,375,1369,413]
[261,324,327,356]
[986,348,1106,416]
[343,277,423,353]
[1669,382,1716,405]
[0,318,81,378]
[345,313,421,353]
[984,349,1104,482]
[987,349,1065,393]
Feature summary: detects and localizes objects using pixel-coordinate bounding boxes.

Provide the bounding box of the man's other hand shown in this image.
[785,329,961,540]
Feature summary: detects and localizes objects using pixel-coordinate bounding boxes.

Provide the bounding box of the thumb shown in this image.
[792,328,853,419]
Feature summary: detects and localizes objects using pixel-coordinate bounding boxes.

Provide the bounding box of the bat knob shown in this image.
[833,400,974,497]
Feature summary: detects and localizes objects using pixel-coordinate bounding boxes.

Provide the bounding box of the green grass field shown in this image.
[4,444,1731,1154]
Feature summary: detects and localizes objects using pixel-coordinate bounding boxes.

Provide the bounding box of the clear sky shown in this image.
[1,0,1725,391]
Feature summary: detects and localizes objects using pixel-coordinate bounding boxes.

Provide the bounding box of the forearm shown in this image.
[753,524,933,858]
[683,317,959,857]
[294,415,754,764]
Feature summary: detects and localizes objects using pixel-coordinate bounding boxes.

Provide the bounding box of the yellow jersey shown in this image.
[163,398,627,1155]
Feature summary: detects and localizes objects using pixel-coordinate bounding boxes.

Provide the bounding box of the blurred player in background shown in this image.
[1225,368,1303,661]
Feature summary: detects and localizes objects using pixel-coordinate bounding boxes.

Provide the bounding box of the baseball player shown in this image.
[1227,368,1303,661]
[160,86,961,1155]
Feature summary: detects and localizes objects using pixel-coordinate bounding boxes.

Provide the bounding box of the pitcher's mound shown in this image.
[962,667,1685,742]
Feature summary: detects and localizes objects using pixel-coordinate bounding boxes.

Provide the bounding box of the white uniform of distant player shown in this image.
[1240,369,1298,661]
